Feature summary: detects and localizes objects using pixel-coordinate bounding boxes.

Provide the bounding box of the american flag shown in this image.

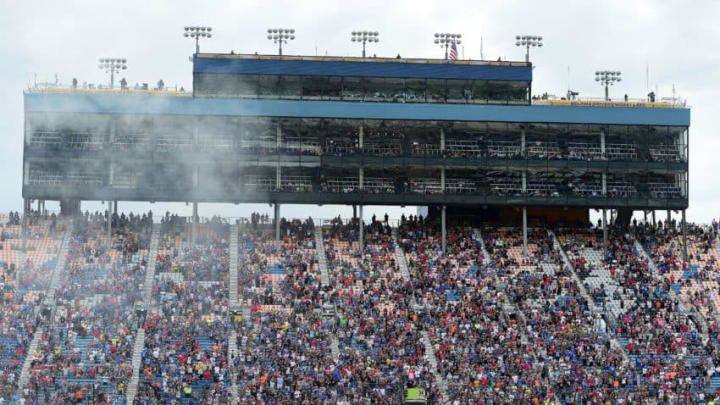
[449,42,458,60]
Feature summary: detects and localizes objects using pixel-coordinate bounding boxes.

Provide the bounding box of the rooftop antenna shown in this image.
[462,45,465,60]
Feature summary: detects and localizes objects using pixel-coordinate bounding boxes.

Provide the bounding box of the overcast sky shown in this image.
[1,0,717,223]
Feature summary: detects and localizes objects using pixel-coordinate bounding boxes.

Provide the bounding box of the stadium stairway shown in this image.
[126,223,161,404]
[314,224,339,360]
[420,330,450,405]
[228,330,239,404]
[230,224,238,303]
[391,228,412,281]
[476,228,529,333]
[634,239,707,335]
[314,224,330,288]
[228,225,240,404]
[549,230,630,365]
[17,223,72,392]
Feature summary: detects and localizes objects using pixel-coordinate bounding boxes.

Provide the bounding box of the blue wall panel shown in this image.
[24,93,691,127]
[193,56,533,81]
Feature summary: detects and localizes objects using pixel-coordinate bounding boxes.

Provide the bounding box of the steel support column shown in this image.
[441,205,447,253]
[602,208,608,261]
[523,207,528,257]
[275,203,280,248]
[682,209,688,263]
[192,202,198,245]
[359,205,364,254]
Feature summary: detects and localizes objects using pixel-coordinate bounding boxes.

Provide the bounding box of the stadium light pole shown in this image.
[434,33,462,60]
[351,31,379,58]
[595,70,622,101]
[515,35,543,63]
[267,28,295,56]
[98,58,127,90]
[184,26,213,54]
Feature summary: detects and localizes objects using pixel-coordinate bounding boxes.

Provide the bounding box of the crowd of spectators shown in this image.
[22,211,152,403]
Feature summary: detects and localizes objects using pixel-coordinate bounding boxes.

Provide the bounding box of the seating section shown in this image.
[136,219,230,404]
[24,212,152,404]
[6,211,720,403]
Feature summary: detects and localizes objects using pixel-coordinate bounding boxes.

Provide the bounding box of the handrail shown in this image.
[533,98,684,109]
[25,87,192,97]
[196,52,530,67]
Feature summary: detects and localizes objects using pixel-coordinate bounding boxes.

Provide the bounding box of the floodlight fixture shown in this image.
[595,70,622,100]
[98,58,127,89]
[267,28,295,56]
[351,30,379,58]
[434,32,462,60]
[184,26,213,54]
[515,35,543,63]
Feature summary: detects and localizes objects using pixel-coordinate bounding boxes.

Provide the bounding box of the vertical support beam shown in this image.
[520,129,526,157]
[107,206,112,249]
[192,202,198,245]
[682,209,688,263]
[652,210,656,228]
[440,127,446,152]
[600,130,606,156]
[441,167,446,193]
[602,209,608,261]
[352,205,357,219]
[275,203,280,248]
[276,120,282,190]
[359,205,364,254]
[113,201,118,215]
[522,207,528,257]
[276,121,282,150]
[22,199,27,253]
[667,210,671,228]
[358,124,364,150]
[359,167,364,190]
[644,210,648,226]
[441,205,447,253]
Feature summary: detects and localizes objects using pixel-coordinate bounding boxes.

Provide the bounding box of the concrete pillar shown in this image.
[359,205,364,254]
[521,129,526,157]
[522,171,527,193]
[275,203,280,248]
[352,205,357,219]
[441,205,447,253]
[667,210,671,227]
[276,166,281,190]
[440,127,446,151]
[359,168,364,190]
[358,125,364,150]
[192,202,198,245]
[682,209,688,263]
[522,207,528,257]
[600,131,606,156]
[644,210,648,226]
[113,201,118,215]
[602,173,607,195]
[602,208,608,261]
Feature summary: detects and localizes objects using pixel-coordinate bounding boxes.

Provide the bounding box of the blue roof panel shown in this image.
[193,56,533,81]
[24,93,691,127]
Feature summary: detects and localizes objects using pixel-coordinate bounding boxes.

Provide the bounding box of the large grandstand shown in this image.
[7,40,716,405]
